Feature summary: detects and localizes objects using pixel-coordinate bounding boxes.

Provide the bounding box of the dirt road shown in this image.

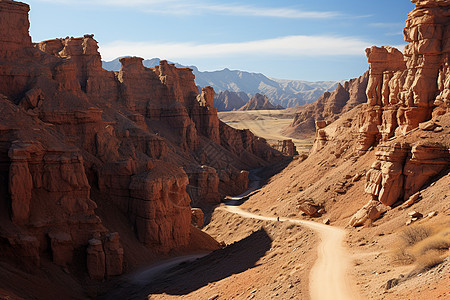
[221,205,359,300]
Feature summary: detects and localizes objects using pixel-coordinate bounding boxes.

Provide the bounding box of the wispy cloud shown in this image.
[99,35,372,61]
[34,0,341,19]
[369,22,405,28]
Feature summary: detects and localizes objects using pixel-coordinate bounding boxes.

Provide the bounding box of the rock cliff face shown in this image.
[0,0,282,292]
[239,93,283,111]
[298,0,450,227]
[271,140,299,156]
[284,72,368,138]
[349,0,450,225]
[358,0,450,151]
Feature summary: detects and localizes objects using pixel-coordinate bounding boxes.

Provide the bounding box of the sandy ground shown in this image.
[218,110,314,153]
[221,206,359,300]
[105,206,317,299]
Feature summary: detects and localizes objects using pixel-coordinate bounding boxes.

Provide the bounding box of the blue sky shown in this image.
[27,0,415,81]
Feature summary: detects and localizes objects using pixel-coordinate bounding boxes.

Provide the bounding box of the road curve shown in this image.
[220,205,359,300]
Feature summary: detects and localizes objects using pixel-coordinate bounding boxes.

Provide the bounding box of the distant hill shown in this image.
[213,90,248,111]
[102,57,342,108]
[282,71,369,138]
[239,93,283,111]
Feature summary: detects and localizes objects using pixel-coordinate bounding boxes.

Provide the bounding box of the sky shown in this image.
[26,0,415,81]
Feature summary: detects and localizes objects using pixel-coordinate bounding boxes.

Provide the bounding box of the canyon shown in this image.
[0,0,449,299]
[0,0,289,297]
[103,58,341,109]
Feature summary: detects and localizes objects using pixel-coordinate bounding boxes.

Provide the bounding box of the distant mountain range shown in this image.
[102,57,342,108]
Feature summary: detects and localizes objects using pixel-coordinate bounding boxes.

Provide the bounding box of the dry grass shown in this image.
[392,224,450,271]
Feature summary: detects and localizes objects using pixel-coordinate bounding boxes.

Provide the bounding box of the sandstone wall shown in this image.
[0,0,282,283]
[358,0,450,151]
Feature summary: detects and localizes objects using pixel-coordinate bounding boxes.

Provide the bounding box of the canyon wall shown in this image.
[358,0,450,151]
[283,72,368,138]
[0,0,282,287]
[352,0,450,225]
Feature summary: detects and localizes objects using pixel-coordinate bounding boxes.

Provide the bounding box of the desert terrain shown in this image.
[0,0,449,300]
[219,110,314,153]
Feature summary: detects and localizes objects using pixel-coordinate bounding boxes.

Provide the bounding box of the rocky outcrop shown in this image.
[284,72,368,138]
[86,233,124,280]
[0,0,31,58]
[214,90,248,111]
[129,164,191,252]
[350,139,450,227]
[191,208,204,228]
[358,0,450,151]
[186,165,220,206]
[0,0,283,290]
[239,93,283,111]
[272,139,298,156]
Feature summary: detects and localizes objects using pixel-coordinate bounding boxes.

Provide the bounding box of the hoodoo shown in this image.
[0,0,284,297]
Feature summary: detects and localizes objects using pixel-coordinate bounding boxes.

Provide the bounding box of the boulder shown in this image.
[297,198,322,217]
[349,200,388,227]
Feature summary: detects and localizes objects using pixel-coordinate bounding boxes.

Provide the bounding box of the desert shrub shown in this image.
[410,227,450,256]
[392,224,450,269]
[415,250,445,272]
[399,225,433,246]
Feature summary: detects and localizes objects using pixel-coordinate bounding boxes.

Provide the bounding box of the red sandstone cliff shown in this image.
[307,0,450,226]
[0,1,283,297]
[358,0,450,150]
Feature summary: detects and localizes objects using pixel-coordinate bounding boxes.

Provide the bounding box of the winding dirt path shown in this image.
[220,205,359,300]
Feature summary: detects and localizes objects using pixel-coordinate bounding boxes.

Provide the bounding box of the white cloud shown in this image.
[369,22,405,28]
[99,35,372,61]
[33,0,341,19]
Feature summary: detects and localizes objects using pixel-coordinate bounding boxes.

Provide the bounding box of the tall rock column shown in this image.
[0,0,31,58]
[358,0,450,151]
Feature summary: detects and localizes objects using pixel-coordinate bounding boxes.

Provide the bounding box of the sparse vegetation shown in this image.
[393,224,450,272]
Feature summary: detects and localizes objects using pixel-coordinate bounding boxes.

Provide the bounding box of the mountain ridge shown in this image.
[102,57,342,108]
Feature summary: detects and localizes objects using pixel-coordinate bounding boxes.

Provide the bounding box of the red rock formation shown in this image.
[129,163,191,252]
[272,139,298,156]
[191,208,205,228]
[186,165,220,205]
[0,1,282,292]
[361,140,449,212]
[239,93,282,111]
[358,0,450,151]
[349,1,450,226]
[284,72,368,138]
[0,0,31,57]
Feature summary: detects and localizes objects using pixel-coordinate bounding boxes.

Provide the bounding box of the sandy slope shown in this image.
[218,110,314,153]
[220,206,359,300]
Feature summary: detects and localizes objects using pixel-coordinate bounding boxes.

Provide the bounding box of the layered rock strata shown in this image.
[284,72,368,138]
[358,0,450,151]
[0,0,282,288]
